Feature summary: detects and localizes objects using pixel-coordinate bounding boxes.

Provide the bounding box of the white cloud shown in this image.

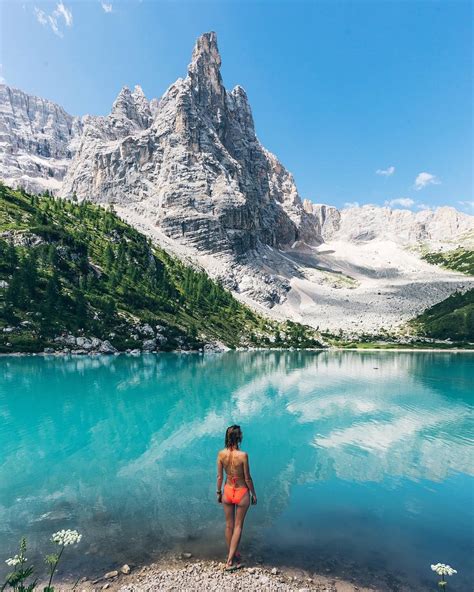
[56,2,73,26]
[0,64,5,84]
[416,203,433,211]
[385,197,415,209]
[34,7,48,25]
[343,201,360,208]
[34,2,73,37]
[376,165,395,177]
[414,172,440,190]
[101,1,113,13]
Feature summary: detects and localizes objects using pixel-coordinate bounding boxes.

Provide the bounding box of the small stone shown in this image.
[181,552,192,559]
[247,567,255,574]
[102,584,110,590]
[104,570,118,579]
[271,567,278,575]
[120,564,131,574]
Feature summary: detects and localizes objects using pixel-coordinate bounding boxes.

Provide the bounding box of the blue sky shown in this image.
[1,0,472,212]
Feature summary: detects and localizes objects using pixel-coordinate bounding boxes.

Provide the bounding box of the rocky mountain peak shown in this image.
[110,85,151,129]
[187,32,226,112]
[188,31,222,80]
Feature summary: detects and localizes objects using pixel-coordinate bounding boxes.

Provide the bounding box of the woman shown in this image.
[216,424,257,571]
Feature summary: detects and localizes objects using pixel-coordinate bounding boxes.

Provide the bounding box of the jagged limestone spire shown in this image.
[111,85,151,128]
[188,32,222,80]
[187,32,226,111]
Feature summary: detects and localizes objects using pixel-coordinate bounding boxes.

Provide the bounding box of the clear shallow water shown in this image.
[0,351,473,590]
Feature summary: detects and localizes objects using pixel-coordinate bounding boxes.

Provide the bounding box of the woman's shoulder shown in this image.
[218,448,247,458]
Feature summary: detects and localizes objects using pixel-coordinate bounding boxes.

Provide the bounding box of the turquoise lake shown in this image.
[0,351,473,590]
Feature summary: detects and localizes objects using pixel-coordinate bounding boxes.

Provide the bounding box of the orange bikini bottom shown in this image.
[224,483,249,505]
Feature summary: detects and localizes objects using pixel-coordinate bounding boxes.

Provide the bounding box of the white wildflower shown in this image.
[431,563,457,576]
[51,529,82,546]
[5,554,24,567]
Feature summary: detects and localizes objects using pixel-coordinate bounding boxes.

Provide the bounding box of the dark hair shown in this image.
[225,425,242,449]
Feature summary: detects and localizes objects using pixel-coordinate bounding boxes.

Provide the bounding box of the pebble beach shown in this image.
[47,554,416,592]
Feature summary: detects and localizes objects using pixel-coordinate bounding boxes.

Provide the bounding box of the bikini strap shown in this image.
[229,448,237,486]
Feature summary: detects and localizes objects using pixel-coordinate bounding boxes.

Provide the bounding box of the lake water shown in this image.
[0,352,473,590]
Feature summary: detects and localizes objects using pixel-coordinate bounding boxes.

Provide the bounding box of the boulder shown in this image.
[155,333,167,345]
[140,324,155,336]
[142,338,156,351]
[98,340,117,354]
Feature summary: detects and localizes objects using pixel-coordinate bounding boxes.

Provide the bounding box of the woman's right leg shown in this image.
[226,492,250,566]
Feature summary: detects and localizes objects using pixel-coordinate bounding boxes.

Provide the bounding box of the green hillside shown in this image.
[412,247,474,342]
[410,289,474,342]
[0,184,322,353]
[422,247,474,276]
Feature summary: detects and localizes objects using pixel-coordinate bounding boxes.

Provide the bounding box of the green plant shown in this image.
[2,530,82,592]
[431,563,457,588]
[43,529,82,592]
[2,537,36,592]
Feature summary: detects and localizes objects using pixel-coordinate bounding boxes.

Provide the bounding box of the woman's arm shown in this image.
[216,453,223,503]
[243,453,257,504]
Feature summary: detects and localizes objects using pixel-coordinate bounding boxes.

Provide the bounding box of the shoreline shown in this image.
[48,553,395,592]
[0,346,473,357]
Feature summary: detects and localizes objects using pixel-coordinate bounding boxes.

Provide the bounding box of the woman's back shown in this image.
[219,448,247,488]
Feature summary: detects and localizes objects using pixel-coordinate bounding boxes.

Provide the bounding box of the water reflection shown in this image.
[0,352,472,589]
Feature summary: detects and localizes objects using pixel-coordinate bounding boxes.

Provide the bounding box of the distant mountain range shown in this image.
[1,32,473,336]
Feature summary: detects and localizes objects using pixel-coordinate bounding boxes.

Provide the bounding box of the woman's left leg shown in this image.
[223,500,235,553]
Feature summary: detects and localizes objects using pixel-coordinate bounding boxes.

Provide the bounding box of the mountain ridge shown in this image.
[0,32,473,335]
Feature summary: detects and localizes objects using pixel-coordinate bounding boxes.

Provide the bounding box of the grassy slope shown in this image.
[411,248,474,342]
[410,290,474,342]
[422,248,474,276]
[0,184,322,352]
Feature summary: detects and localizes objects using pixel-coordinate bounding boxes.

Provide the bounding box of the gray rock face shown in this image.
[313,203,473,247]
[59,32,322,256]
[303,201,341,242]
[0,84,82,194]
